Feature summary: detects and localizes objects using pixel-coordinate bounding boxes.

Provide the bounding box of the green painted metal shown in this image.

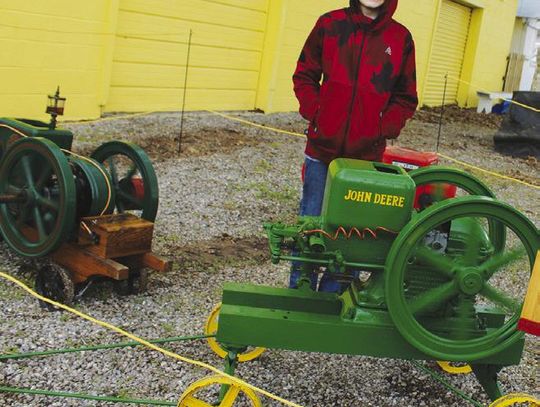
[91,141,159,222]
[69,156,116,217]
[0,118,73,159]
[0,128,159,257]
[409,166,496,198]
[321,159,416,264]
[0,137,76,257]
[470,364,503,401]
[385,196,540,361]
[217,283,524,366]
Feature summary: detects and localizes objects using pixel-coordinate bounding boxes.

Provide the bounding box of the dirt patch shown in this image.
[74,127,264,161]
[414,105,504,129]
[163,234,269,271]
[505,167,540,186]
[134,128,263,161]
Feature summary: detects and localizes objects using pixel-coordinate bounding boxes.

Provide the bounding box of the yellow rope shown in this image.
[437,153,539,190]
[446,75,540,113]
[208,110,305,138]
[0,271,304,407]
[63,110,212,126]
[207,111,540,189]
[64,111,158,125]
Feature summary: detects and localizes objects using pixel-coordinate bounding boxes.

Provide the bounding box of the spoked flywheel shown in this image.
[409,166,506,252]
[409,166,496,201]
[177,375,262,407]
[0,138,76,257]
[91,141,158,222]
[385,196,539,362]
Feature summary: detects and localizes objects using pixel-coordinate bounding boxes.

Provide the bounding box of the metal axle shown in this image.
[0,192,27,204]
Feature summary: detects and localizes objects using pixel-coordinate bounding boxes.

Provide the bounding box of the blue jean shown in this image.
[289,157,342,293]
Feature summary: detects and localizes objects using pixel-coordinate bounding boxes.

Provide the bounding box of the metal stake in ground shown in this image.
[178,29,193,154]
[436,73,448,152]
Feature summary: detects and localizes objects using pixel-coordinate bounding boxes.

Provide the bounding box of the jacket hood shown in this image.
[349,0,398,31]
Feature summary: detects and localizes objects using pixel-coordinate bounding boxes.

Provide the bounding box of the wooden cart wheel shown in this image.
[205,303,265,362]
[35,262,74,310]
[177,375,261,407]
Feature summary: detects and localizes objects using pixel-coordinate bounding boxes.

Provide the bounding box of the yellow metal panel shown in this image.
[113,38,261,71]
[106,0,268,112]
[0,0,114,120]
[257,0,348,112]
[105,88,256,112]
[423,0,472,106]
[111,63,259,90]
[520,251,540,328]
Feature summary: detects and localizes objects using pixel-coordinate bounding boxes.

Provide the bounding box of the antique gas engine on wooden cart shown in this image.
[0,94,168,305]
[205,159,538,405]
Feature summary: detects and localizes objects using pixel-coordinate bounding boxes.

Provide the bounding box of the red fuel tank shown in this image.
[382,146,456,209]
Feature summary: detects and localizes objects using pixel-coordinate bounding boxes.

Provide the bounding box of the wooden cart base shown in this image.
[51,213,170,286]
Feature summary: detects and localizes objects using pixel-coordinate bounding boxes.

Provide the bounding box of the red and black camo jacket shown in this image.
[293,0,418,164]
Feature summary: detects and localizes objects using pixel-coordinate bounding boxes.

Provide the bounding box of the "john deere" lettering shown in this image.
[344,189,405,208]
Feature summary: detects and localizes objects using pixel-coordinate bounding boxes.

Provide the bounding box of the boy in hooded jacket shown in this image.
[291,0,418,291]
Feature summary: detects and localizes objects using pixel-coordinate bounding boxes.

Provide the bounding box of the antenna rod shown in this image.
[178,29,193,154]
[436,73,448,153]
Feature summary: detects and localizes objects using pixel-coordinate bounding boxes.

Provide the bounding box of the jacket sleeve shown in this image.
[382,32,418,139]
[293,17,324,122]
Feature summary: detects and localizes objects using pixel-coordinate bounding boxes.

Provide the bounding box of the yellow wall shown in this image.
[0,0,518,119]
[458,0,519,106]
[0,0,117,120]
[106,0,268,112]
[256,0,348,112]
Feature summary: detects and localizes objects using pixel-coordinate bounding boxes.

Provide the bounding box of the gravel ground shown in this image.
[0,109,539,407]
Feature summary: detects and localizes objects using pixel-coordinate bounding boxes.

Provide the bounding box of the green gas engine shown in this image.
[0,95,167,304]
[210,158,539,403]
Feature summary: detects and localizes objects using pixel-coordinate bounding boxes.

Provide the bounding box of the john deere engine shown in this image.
[215,156,539,403]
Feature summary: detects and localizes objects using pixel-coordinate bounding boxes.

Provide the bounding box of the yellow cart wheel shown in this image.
[488,393,539,407]
[177,375,262,407]
[205,303,265,362]
[436,361,472,374]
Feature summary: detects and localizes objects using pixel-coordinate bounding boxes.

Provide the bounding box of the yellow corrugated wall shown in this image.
[106,0,268,112]
[0,0,519,119]
[256,0,347,113]
[0,0,117,120]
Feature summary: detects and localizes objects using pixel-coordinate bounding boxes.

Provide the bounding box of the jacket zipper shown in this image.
[340,31,367,157]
